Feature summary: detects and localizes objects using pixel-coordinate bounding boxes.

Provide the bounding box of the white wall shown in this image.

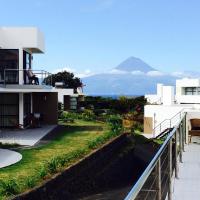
[176,78,200,88]
[0,27,45,53]
[53,89,75,103]
[145,95,161,104]
[157,83,163,98]
[176,95,200,104]
[145,105,187,128]
[162,86,174,105]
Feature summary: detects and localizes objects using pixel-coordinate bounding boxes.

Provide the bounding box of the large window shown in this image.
[0,49,19,84]
[0,94,19,128]
[185,87,197,95]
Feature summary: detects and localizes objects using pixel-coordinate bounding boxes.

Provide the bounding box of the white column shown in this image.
[19,93,24,127]
[18,48,24,85]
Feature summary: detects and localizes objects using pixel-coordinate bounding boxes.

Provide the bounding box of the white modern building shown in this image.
[144,78,200,142]
[53,87,84,110]
[0,27,58,128]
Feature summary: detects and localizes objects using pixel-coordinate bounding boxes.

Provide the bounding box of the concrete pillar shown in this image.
[18,48,23,85]
[19,93,24,127]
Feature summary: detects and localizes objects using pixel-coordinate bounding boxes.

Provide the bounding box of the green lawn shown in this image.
[0,120,113,199]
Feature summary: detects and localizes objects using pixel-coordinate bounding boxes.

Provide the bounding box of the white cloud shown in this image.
[107,69,128,75]
[76,69,95,78]
[52,67,95,78]
[171,71,185,77]
[146,71,165,77]
[131,70,145,75]
[52,67,76,74]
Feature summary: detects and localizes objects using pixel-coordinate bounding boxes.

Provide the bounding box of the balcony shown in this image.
[0,69,52,87]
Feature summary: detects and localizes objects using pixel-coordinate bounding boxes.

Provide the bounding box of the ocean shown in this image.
[87,94,142,99]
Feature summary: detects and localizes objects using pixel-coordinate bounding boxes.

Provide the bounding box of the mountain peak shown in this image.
[115,56,156,72]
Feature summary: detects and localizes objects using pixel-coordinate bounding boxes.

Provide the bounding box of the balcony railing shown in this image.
[0,69,52,86]
[125,112,186,200]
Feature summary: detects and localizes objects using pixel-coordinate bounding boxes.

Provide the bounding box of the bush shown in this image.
[0,179,19,196]
[81,109,95,121]
[107,115,123,134]
[131,122,143,133]
[60,111,76,122]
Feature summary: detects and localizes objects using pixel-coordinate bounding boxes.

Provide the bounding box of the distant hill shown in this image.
[116,56,155,72]
[83,57,176,95]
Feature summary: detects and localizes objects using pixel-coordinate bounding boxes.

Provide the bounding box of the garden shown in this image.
[0,96,146,200]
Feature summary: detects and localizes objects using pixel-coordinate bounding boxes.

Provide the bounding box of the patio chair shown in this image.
[189,119,200,142]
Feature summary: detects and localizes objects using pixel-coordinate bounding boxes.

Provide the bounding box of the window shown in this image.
[185,87,197,95]
[0,49,19,84]
[0,94,19,127]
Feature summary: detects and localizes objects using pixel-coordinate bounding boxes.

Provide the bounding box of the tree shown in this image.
[44,71,82,88]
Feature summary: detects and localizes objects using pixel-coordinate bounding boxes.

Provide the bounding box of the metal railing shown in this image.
[153,108,187,137]
[0,69,52,86]
[125,113,186,200]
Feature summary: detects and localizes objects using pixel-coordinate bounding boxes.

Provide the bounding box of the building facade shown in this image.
[0,27,58,128]
[144,78,200,142]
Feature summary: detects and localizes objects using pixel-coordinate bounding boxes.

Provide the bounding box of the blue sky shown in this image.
[1,0,200,77]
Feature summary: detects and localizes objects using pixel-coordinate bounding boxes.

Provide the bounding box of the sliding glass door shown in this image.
[0,49,19,84]
[0,94,19,128]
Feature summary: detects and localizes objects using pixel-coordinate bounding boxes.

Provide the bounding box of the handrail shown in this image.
[153,108,187,137]
[2,68,52,86]
[125,113,186,200]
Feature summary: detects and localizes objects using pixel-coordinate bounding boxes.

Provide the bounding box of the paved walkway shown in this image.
[172,138,200,200]
[0,125,56,146]
[0,149,22,168]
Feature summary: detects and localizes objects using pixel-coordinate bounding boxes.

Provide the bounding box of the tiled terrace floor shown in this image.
[0,125,56,146]
[172,137,200,200]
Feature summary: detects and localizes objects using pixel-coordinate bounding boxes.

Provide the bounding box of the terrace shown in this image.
[0,69,52,87]
[0,125,56,146]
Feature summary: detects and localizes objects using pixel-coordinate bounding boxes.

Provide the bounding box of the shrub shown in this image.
[60,111,76,122]
[131,122,143,133]
[0,179,19,196]
[107,115,123,134]
[81,109,95,121]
